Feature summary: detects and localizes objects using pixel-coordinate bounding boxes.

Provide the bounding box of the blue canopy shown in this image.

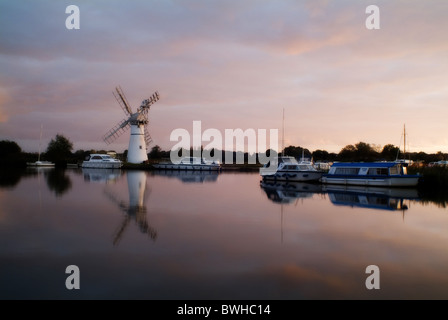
[330,162,398,168]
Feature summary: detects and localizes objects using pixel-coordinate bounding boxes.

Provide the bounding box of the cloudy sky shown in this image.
[1,0,447,154]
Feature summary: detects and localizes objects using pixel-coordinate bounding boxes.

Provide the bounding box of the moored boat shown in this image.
[81,154,123,169]
[260,156,323,182]
[153,157,221,171]
[27,160,55,167]
[321,162,420,187]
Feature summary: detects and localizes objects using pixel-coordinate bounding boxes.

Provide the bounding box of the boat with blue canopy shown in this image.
[321,162,420,187]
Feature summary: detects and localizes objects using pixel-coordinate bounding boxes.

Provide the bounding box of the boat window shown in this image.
[285,165,298,170]
[389,165,399,175]
[334,168,360,175]
[92,156,102,160]
[368,168,389,175]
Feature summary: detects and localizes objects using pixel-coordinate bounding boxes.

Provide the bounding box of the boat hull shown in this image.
[27,161,55,167]
[261,170,323,182]
[321,175,419,187]
[81,162,122,169]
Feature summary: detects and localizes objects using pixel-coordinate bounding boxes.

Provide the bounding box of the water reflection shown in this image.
[0,167,28,189]
[260,180,323,204]
[45,169,72,197]
[151,169,219,183]
[2,170,448,299]
[260,179,422,214]
[101,170,157,246]
[322,185,419,212]
[82,167,122,183]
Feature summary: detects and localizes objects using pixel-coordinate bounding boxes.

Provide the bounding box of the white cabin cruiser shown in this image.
[81,154,123,169]
[153,157,221,171]
[260,156,323,182]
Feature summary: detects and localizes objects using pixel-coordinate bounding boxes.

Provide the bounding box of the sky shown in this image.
[0,0,447,155]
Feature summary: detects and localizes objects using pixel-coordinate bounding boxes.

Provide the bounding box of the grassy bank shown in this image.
[409,166,448,189]
[408,166,448,207]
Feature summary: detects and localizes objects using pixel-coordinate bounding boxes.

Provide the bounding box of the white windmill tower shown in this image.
[103,86,160,164]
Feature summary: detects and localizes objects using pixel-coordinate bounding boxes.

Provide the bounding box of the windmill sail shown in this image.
[103,118,130,145]
[113,86,132,116]
[144,124,153,146]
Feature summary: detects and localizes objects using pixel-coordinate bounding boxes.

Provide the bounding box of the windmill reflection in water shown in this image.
[101,170,157,246]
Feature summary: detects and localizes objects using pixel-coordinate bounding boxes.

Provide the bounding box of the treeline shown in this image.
[147,142,447,165]
[1,136,447,168]
[0,135,113,168]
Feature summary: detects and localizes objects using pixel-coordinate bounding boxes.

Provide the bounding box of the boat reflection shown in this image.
[260,179,421,212]
[82,167,122,184]
[322,185,420,211]
[150,169,220,183]
[260,180,323,204]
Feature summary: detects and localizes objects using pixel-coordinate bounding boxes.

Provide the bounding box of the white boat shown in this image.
[153,157,221,171]
[27,160,55,167]
[321,162,420,187]
[81,154,123,169]
[260,155,323,182]
[27,124,55,167]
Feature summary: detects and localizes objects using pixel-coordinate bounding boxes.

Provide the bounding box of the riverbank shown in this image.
[408,166,448,189]
[121,162,261,171]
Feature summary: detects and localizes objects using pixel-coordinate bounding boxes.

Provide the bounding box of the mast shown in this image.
[403,124,406,157]
[281,108,285,156]
[38,124,43,162]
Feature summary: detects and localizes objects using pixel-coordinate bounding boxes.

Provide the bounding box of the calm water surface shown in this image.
[1,167,448,299]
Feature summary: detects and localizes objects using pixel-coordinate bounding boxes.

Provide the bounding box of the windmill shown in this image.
[103,86,160,164]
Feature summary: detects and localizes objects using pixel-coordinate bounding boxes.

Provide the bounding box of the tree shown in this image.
[283,145,311,159]
[0,140,21,157]
[149,145,163,159]
[312,149,330,161]
[381,144,399,161]
[45,134,73,163]
[355,142,379,161]
[338,144,357,161]
[338,142,379,162]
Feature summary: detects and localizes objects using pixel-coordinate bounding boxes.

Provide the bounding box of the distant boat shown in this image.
[27,125,55,167]
[153,157,221,171]
[260,155,323,182]
[81,154,123,169]
[27,160,55,167]
[321,162,420,187]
